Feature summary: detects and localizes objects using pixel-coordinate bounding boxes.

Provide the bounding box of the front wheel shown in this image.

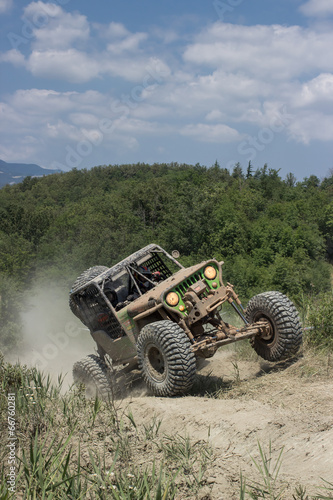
[245,291,302,362]
[137,320,196,397]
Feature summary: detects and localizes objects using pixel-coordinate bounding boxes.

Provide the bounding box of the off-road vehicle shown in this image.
[70,244,302,397]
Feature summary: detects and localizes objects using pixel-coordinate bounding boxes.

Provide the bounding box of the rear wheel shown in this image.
[245,291,302,361]
[72,354,112,399]
[137,320,196,397]
[69,266,109,321]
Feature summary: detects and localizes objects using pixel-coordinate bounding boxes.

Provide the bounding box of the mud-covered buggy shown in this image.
[70,244,302,397]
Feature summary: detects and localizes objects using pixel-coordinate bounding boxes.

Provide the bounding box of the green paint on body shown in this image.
[163,262,221,316]
[116,308,137,344]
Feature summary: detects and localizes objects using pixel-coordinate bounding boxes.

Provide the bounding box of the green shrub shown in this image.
[306,291,333,350]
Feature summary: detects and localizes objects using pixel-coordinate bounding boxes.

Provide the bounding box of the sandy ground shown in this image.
[118,349,333,499]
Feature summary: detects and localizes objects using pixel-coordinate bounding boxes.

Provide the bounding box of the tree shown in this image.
[246,161,253,179]
[285,172,297,188]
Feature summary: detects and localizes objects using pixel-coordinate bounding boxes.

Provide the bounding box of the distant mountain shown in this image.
[0,160,62,188]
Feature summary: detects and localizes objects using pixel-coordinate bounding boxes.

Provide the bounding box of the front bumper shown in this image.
[183,284,230,324]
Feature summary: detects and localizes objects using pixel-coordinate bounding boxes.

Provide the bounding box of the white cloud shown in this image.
[198,71,270,100]
[22,135,39,144]
[112,117,162,135]
[181,123,241,143]
[289,112,333,143]
[27,49,101,83]
[103,56,169,82]
[9,89,78,115]
[205,110,224,121]
[71,90,106,106]
[183,23,333,80]
[151,27,180,44]
[25,50,170,84]
[237,101,293,130]
[143,69,267,126]
[295,73,333,107]
[45,120,82,141]
[24,1,62,18]
[300,0,333,17]
[105,22,130,38]
[24,2,90,49]
[0,49,26,66]
[106,32,147,54]
[131,103,170,120]
[3,2,170,84]
[0,102,27,129]
[173,21,333,144]
[0,89,107,150]
[0,87,168,167]
[95,21,148,53]
[69,113,100,127]
[0,0,12,14]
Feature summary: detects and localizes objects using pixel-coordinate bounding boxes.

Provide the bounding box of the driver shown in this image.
[134,265,163,292]
[114,266,163,310]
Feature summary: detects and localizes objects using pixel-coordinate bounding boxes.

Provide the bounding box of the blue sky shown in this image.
[1,0,333,181]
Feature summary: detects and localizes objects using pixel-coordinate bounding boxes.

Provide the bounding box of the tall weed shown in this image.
[306,291,333,350]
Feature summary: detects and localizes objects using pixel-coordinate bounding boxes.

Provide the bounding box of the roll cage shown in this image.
[71,244,184,311]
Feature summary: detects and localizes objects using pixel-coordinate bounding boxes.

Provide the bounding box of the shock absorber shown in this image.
[226,283,249,324]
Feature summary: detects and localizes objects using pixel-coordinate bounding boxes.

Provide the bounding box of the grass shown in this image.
[246,441,286,499]
[158,433,213,491]
[239,442,333,500]
[1,306,333,500]
[1,353,332,499]
[0,354,214,499]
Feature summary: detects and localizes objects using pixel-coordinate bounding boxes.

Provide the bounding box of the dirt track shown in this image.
[120,349,333,499]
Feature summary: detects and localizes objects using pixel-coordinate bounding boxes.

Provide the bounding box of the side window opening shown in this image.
[122,251,182,300]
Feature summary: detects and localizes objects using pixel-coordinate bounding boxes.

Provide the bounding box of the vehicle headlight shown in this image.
[166,292,179,307]
[204,266,217,280]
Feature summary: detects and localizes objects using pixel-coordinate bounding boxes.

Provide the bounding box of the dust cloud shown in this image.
[7,282,95,388]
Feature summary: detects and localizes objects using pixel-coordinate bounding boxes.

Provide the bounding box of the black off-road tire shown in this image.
[137,320,196,397]
[245,291,302,362]
[72,354,112,399]
[69,266,109,320]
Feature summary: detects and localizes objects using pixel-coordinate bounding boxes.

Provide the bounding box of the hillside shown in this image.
[1,346,332,499]
[0,162,333,499]
[125,348,333,498]
[0,159,62,188]
[0,161,332,353]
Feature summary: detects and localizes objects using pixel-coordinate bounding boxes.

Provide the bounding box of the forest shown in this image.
[0,161,332,352]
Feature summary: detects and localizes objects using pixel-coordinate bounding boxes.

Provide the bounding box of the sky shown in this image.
[1,0,333,181]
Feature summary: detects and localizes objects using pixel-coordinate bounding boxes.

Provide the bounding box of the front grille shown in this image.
[174,272,203,297]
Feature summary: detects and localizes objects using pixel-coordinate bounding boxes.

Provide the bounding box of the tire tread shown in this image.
[245,291,302,361]
[73,354,112,399]
[137,320,196,396]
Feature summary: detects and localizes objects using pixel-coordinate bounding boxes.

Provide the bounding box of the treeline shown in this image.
[0,161,332,350]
